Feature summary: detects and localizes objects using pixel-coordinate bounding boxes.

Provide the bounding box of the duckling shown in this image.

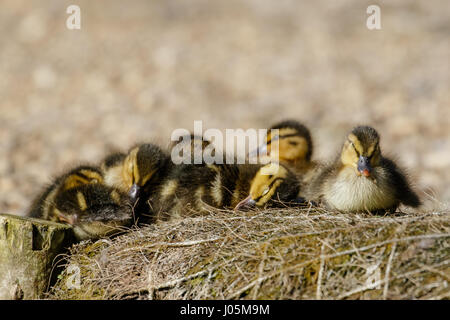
[144,161,300,221]
[269,120,313,163]
[28,165,104,220]
[234,162,302,211]
[101,143,172,205]
[305,126,421,213]
[250,120,317,179]
[250,120,312,163]
[50,183,132,241]
[169,133,214,165]
[28,165,132,240]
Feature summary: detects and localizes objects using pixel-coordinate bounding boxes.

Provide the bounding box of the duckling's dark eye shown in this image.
[289,141,298,146]
[268,174,273,179]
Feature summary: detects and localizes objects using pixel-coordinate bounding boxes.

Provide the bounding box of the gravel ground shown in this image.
[0,0,449,215]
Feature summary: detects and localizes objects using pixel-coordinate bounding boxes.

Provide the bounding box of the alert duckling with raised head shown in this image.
[267,120,313,165]
[28,165,132,240]
[250,120,317,177]
[250,120,312,164]
[306,126,421,213]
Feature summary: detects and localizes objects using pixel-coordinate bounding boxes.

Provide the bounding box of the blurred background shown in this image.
[0,0,448,215]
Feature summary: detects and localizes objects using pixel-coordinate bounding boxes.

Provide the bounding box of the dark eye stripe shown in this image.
[348,139,360,156]
[254,195,263,202]
[368,141,379,158]
[268,177,283,189]
[253,177,284,202]
[267,133,300,145]
[70,172,101,184]
[74,172,90,181]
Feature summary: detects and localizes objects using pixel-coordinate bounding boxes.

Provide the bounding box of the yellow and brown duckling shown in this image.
[305,126,421,213]
[28,165,132,240]
[250,120,312,163]
[101,143,172,206]
[169,133,215,164]
[28,165,104,219]
[144,161,301,221]
[268,120,313,165]
[250,119,316,176]
[48,183,131,241]
[234,162,303,211]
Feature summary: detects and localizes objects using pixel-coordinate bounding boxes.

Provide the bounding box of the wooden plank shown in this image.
[0,213,74,299]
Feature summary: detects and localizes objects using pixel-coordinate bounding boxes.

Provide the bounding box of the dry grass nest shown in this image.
[48,206,450,300]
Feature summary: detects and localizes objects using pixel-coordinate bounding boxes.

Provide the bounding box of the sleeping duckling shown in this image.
[28,165,132,240]
[306,126,421,213]
[28,165,104,219]
[234,162,302,211]
[50,183,132,241]
[101,143,172,204]
[144,162,300,221]
[169,133,214,164]
[141,162,250,220]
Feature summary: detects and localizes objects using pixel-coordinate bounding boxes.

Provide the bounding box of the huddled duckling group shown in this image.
[28,120,421,241]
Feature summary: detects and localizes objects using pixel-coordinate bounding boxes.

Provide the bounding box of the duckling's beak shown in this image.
[58,213,78,226]
[357,156,372,177]
[234,195,256,211]
[129,183,141,202]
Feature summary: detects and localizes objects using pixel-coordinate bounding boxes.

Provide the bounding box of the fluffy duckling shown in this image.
[50,183,132,241]
[268,120,313,164]
[101,143,172,205]
[169,133,215,165]
[28,165,104,219]
[250,120,312,163]
[28,165,132,240]
[234,162,302,210]
[250,120,317,178]
[306,126,421,213]
[144,162,300,221]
